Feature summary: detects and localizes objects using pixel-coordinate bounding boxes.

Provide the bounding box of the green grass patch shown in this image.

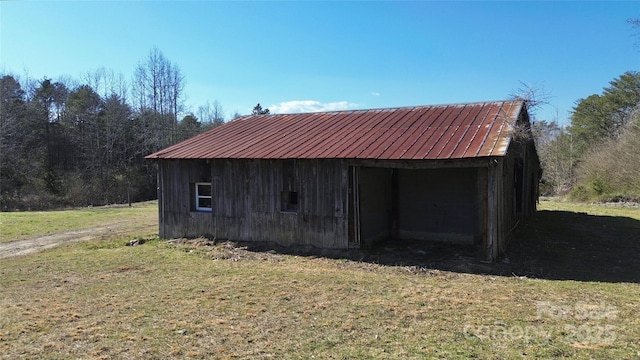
[0,201,157,243]
[1,200,639,358]
[539,198,640,219]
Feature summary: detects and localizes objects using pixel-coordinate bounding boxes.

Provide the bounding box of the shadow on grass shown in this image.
[241,210,640,283]
[505,210,640,283]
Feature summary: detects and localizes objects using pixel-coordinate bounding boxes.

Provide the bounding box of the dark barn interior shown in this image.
[357,167,480,248]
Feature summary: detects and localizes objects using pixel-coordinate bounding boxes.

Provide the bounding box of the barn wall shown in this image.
[158,159,349,248]
[491,109,541,259]
[397,167,477,244]
[512,108,540,220]
[483,109,540,260]
[485,149,531,260]
[486,159,502,260]
[156,139,539,259]
[158,159,214,239]
[501,157,513,255]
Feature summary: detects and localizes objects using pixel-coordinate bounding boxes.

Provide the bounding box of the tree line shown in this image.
[0,48,228,210]
[2,48,638,210]
[532,71,640,201]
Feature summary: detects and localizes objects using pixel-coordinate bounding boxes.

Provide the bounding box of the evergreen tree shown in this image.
[252,103,270,115]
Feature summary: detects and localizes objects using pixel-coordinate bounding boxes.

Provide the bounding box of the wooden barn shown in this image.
[146,100,540,261]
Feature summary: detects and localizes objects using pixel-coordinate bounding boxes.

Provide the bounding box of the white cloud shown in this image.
[371,92,380,96]
[269,100,359,114]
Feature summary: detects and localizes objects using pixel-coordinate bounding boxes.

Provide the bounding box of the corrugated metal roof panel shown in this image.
[146,100,525,160]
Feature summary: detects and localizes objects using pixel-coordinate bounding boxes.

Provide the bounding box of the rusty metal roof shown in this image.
[146,100,525,160]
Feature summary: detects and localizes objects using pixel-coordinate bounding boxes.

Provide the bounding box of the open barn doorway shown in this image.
[353,166,483,257]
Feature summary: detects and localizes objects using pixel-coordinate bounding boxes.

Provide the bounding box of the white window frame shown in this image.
[195,182,212,212]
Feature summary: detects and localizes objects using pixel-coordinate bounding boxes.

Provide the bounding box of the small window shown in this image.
[281,191,298,213]
[195,182,212,212]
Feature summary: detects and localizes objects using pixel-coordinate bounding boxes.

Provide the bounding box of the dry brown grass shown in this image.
[1,201,639,359]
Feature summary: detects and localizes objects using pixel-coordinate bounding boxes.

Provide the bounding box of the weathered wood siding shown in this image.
[484,108,540,260]
[158,159,215,239]
[158,159,349,248]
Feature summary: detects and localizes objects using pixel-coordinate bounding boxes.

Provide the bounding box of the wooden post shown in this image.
[353,166,361,247]
[157,161,165,238]
[475,167,487,247]
[496,160,503,256]
[485,159,501,261]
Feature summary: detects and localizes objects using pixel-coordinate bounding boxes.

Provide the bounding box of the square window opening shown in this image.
[195,182,212,212]
[281,191,298,213]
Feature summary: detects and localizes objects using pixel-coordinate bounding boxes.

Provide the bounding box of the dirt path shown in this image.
[0,224,126,259]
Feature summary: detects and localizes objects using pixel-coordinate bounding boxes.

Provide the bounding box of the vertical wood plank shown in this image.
[486,160,499,261]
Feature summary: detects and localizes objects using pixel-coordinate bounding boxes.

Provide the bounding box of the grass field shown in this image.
[0,200,639,359]
[0,201,157,244]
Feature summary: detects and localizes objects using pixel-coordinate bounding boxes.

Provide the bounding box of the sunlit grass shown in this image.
[0,201,157,243]
[0,200,639,358]
[2,239,638,359]
[538,198,640,220]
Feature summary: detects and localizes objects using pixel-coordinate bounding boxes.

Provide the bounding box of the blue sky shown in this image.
[1,1,638,126]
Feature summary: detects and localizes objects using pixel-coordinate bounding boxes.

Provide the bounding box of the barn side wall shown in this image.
[158,159,214,239]
[158,159,350,249]
[487,108,540,260]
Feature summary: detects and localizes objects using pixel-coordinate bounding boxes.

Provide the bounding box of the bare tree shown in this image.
[81,67,128,102]
[198,100,225,127]
[132,47,186,148]
[509,81,551,118]
[169,64,185,142]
